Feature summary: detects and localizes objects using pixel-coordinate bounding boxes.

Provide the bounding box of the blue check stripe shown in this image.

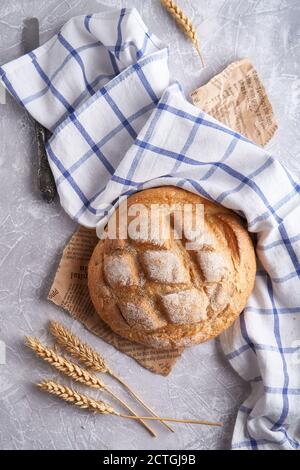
[172,119,202,173]
[56,101,156,186]
[133,62,158,103]
[45,51,170,221]
[265,386,300,395]
[115,8,126,58]
[282,163,300,195]
[278,223,300,277]
[29,52,75,113]
[21,35,156,111]
[157,102,251,143]
[48,142,112,217]
[83,13,158,61]
[216,156,274,205]
[200,136,240,183]
[136,32,151,59]
[52,71,114,131]
[232,440,278,449]
[134,138,283,226]
[179,178,214,202]
[46,144,92,210]
[84,14,92,33]
[58,33,94,96]
[83,14,155,62]
[73,187,108,221]
[234,413,299,448]
[266,276,289,428]
[134,139,203,165]
[257,233,300,251]
[239,313,256,355]
[216,163,283,224]
[103,41,139,55]
[69,113,114,174]
[232,435,298,449]
[248,187,298,228]
[100,87,137,139]
[272,270,300,283]
[111,174,141,186]
[225,343,251,360]
[244,306,300,315]
[125,105,164,186]
[23,42,102,106]
[226,342,300,360]
[239,406,299,449]
[48,48,168,139]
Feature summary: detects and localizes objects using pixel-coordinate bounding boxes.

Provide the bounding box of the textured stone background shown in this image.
[0,0,299,450]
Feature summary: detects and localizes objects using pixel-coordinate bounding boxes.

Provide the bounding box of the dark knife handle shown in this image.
[35,122,57,203]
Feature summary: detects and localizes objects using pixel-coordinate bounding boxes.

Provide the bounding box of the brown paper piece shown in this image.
[191,59,278,146]
[48,226,183,376]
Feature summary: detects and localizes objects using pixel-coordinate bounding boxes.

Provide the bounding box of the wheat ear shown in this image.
[38,380,116,414]
[38,380,222,426]
[161,0,205,67]
[26,336,156,437]
[48,321,109,373]
[48,321,173,432]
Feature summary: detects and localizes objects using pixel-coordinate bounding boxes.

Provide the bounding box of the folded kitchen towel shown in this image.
[1,7,300,450]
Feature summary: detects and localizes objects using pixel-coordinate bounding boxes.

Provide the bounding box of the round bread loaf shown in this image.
[88,187,256,349]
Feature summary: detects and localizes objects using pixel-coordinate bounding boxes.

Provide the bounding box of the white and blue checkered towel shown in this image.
[1,8,300,450]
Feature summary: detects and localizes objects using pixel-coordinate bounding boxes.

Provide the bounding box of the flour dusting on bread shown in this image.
[142,250,189,284]
[119,301,167,331]
[161,288,208,324]
[196,251,226,282]
[104,254,138,287]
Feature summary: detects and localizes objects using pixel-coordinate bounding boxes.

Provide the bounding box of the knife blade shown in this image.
[23,18,39,53]
[23,18,57,203]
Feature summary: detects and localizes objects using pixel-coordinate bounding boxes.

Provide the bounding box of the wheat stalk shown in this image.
[26,336,156,437]
[38,380,223,426]
[48,320,173,432]
[161,0,205,67]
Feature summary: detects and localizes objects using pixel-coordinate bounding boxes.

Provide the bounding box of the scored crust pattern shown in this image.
[88,187,256,350]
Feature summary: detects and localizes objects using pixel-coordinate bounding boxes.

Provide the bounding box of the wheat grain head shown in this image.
[49,321,109,373]
[161,0,204,67]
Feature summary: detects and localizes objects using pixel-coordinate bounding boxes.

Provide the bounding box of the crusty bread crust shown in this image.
[88,187,256,349]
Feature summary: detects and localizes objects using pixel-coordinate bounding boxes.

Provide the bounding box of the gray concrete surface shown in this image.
[0,0,299,450]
